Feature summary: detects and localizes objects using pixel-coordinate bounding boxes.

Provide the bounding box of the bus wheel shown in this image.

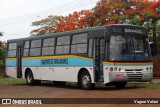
[26,70,40,85]
[79,72,95,90]
[53,81,66,86]
[113,82,127,88]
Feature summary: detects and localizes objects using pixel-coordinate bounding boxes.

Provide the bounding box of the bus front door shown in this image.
[16,46,22,78]
[94,38,104,82]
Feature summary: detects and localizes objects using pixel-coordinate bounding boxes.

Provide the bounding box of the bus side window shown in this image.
[30,39,41,56]
[71,33,88,54]
[42,38,55,55]
[23,41,29,57]
[7,42,17,57]
[56,36,70,55]
[88,39,93,57]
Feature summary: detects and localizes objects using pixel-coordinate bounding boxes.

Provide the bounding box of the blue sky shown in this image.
[0,0,98,41]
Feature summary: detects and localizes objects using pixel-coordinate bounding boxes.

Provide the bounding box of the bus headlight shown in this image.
[150,67,152,71]
[146,67,149,71]
[114,67,118,71]
[118,68,121,71]
[109,67,122,72]
[110,67,113,72]
[146,67,152,72]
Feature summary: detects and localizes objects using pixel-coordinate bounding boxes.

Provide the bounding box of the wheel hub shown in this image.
[82,75,90,87]
[27,73,32,83]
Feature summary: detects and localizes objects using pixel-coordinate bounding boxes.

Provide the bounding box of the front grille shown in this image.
[125,69,143,71]
[126,71,143,80]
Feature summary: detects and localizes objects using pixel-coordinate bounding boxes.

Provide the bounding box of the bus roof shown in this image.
[7,24,145,42]
[7,26,106,42]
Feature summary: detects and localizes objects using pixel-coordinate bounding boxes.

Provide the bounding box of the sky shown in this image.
[0,0,98,41]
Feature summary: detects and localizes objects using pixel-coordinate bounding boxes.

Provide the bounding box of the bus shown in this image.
[5,24,153,90]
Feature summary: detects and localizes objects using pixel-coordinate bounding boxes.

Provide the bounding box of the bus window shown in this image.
[30,39,41,56]
[56,36,70,54]
[109,35,151,61]
[57,36,70,45]
[71,33,88,54]
[71,44,87,54]
[56,45,70,54]
[88,39,93,57]
[8,43,17,50]
[42,38,55,55]
[7,43,17,57]
[72,33,87,44]
[23,41,29,56]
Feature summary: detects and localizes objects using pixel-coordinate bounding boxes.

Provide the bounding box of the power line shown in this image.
[0,0,96,25]
[0,0,97,26]
[0,0,96,23]
[0,0,79,21]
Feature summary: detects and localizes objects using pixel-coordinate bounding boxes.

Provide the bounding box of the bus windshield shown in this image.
[109,34,151,61]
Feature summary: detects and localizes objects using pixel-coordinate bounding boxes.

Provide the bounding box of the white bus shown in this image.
[6,24,153,89]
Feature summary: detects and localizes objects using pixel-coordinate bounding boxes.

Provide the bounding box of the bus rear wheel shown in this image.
[79,72,95,90]
[113,82,127,88]
[26,70,41,85]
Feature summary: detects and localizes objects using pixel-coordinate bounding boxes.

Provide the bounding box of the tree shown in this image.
[31,0,160,54]
[0,41,6,66]
[32,0,159,34]
[0,33,6,66]
[31,15,66,35]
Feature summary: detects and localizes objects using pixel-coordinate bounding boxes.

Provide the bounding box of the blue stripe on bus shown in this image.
[6,58,152,67]
[6,58,93,67]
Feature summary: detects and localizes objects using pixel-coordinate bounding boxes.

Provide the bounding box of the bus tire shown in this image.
[25,70,40,85]
[79,71,95,90]
[53,81,66,86]
[113,82,127,88]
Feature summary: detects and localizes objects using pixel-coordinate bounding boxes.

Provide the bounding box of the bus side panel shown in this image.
[28,67,43,80]
[6,67,17,78]
[21,56,94,82]
[52,67,77,82]
[41,67,94,83]
[5,59,17,78]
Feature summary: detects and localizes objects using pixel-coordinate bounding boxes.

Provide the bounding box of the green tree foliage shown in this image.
[31,0,160,54]
[31,15,66,35]
[31,0,160,35]
[0,32,6,66]
[0,41,6,66]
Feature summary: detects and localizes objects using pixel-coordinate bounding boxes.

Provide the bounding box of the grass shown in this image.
[0,78,26,85]
[0,74,3,79]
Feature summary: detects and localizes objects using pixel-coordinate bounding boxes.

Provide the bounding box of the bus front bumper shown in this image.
[108,71,153,82]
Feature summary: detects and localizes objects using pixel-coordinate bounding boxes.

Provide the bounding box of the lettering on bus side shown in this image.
[41,59,68,65]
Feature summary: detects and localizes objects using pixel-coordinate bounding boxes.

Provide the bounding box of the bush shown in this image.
[0,46,6,66]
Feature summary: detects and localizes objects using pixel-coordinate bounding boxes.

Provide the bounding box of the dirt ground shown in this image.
[0,83,160,107]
